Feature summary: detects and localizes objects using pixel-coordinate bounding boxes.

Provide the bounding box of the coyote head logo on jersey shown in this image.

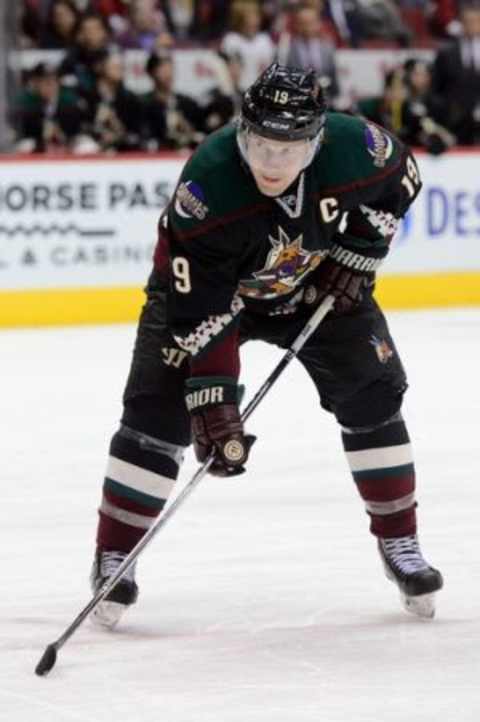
[239,226,325,299]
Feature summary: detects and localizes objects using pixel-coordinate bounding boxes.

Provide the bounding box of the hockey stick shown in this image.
[35,293,335,676]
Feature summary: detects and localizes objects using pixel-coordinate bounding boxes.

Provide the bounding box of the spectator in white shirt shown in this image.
[220,3,276,91]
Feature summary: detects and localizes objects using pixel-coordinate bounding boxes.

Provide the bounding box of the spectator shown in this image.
[432,1,480,144]
[156,0,178,37]
[83,50,143,152]
[202,51,244,133]
[68,0,92,9]
[258,0,290,36]
[58,12,114,94]
[93,0,131,35]
[429,0,458,38]
[189,0,230,42]
[13,62,87,152]
[142,51,205,150]
[326,0,365,46]
[277,2,339,102]
[326,0,411,47]
[20,1,42,48]
[40,0,80,49]
[356,66,407,133]
[220,3,276,91]
[94,0,129,16]
[115,0,174,51]
[357,60,454,154]
[401,58,454,153]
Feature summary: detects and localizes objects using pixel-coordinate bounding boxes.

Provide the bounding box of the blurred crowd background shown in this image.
[2,0,480,155]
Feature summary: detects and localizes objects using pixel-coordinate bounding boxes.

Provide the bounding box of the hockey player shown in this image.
[90,63,443,627]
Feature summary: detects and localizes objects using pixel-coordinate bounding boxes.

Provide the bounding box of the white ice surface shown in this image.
[2,309,480,721]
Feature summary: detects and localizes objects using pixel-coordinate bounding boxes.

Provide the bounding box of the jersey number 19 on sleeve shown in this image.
[401,156,421,198]
[172,256,191,293]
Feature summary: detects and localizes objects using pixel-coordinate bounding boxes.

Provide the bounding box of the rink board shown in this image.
[1,151,480,326]
[1,272,480,328]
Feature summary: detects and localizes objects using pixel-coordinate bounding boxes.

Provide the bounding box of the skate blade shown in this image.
[89,601,127,629]
[400,591,436,619]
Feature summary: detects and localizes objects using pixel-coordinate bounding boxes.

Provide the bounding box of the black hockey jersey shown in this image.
[155,112,421,370]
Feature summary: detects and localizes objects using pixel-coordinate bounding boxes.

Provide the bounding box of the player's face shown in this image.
[246,133,310,197]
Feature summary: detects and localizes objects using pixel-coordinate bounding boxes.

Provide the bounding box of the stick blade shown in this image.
[35,644,57,676]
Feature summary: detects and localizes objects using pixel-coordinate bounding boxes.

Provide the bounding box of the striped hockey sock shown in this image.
[341,413,417,538]
[96,425,185,552]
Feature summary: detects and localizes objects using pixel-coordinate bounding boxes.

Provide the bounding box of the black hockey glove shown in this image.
[303,246,381,314]
[185,377,256,477]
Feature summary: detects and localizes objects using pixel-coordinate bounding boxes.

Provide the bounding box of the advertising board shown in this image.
[1,151,479,326]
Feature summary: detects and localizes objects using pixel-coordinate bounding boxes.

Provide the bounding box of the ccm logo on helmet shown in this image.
[319,197,340,223]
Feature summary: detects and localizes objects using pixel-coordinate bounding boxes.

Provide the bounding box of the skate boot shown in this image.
[378,535,443,619]
[90,549,139,629]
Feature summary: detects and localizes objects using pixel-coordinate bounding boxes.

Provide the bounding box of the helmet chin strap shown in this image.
[300,130,323,169]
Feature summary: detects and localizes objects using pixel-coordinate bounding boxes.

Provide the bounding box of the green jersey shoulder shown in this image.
[318,112,402,186]
[311,112,421,224]
[169,124,262,238]
[161,113,422,359]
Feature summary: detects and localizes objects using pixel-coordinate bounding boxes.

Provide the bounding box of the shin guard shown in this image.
[342,413,417,538]
[96,425,185,552]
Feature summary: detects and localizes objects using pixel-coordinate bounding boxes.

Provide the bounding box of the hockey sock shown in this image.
[96,425,185,552]
[341,413,417,538]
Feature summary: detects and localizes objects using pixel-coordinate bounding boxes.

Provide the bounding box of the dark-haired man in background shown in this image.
[432,1,480,144]
[142,51,204,150]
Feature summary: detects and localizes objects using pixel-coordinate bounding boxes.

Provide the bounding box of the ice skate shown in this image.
[90,550,138,629]
[378,535,443,618]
